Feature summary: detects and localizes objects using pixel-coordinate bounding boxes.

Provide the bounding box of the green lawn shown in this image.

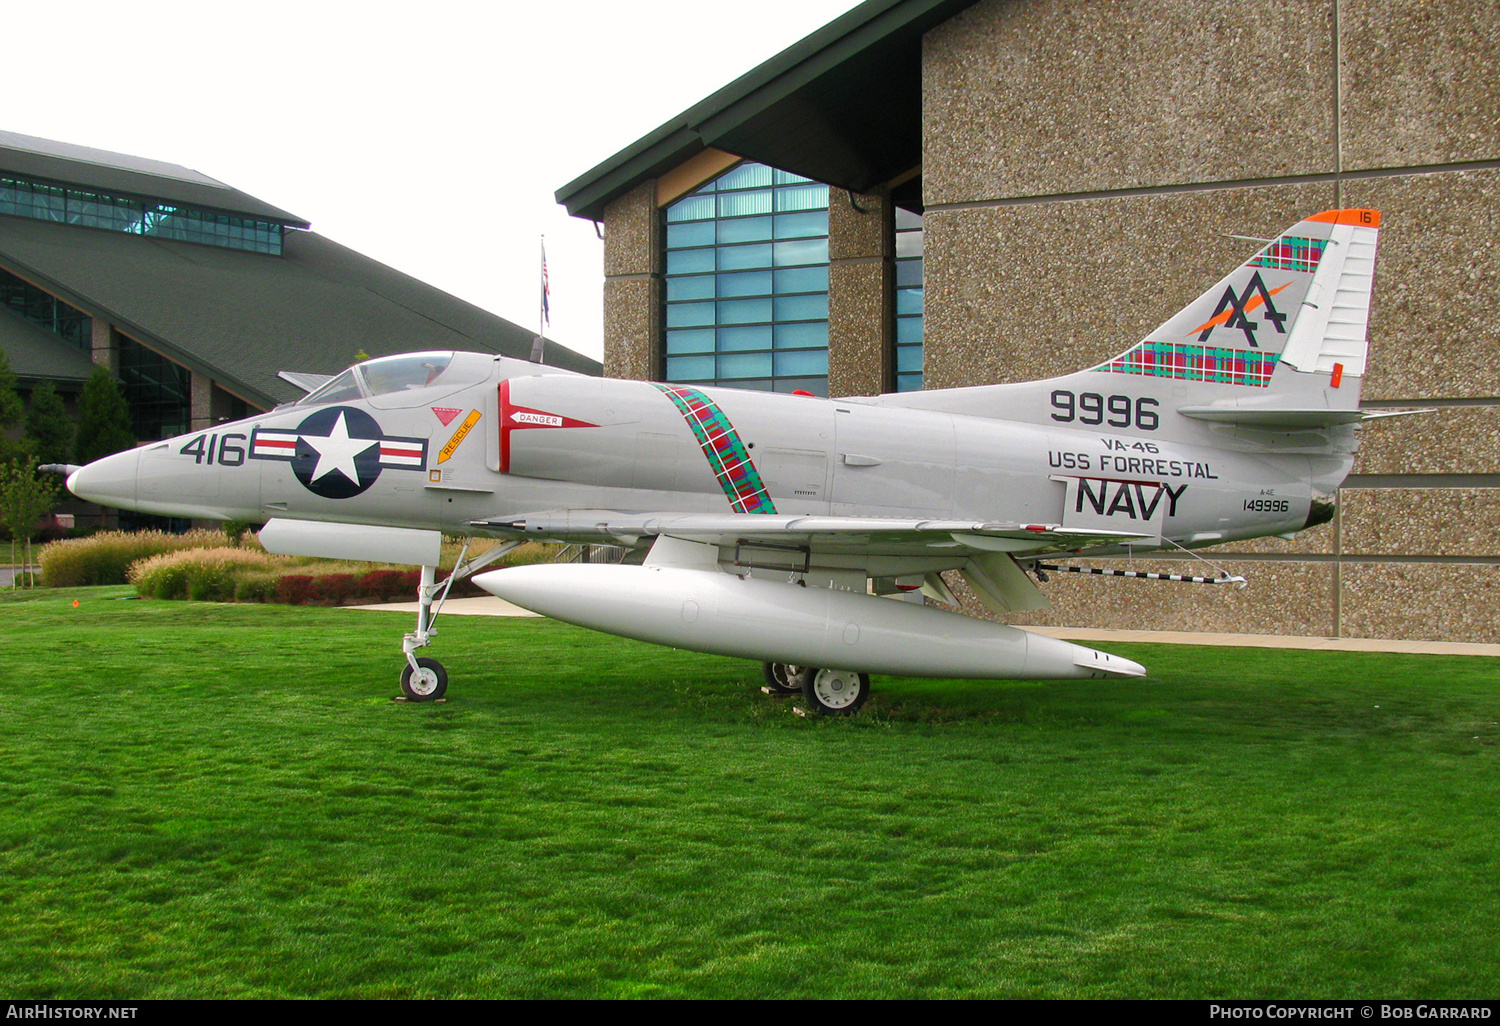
[1,587,1496,998]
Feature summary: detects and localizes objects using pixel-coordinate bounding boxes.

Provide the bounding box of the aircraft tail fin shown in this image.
[877,209,1383,439]
[1097,208,1380,404]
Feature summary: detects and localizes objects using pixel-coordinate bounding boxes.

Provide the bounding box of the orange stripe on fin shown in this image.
[1309,209,1380,228]
[1191,282,1292,336]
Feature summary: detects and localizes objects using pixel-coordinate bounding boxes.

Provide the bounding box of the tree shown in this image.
[0,459,57,587]
[0,348,22,429]
[73,364,135,466]
[24,380,73,468]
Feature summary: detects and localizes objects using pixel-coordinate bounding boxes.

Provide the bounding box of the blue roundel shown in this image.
[288,406,389,499]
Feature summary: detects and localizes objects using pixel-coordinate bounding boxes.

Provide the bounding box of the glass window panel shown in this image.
[717,352,773,379]
[667,221,715,249]
[896,287,924,315]
[716,270,772,298]
[772,168,814,186]
[667,248,715,275]
[716,163,773,191]
[896,373,923,392]
[666,302,715,328]
[773,238,827,267]
[666,275,715,301]
[717,325,772,352]
[896,317,924,345]
[666,355,716,380]
[773,265,828,294]
[774,349,828,376]
[774,294,828,321]
[773,377,827,396]
[718,190,772,218]
[896,344,924,372]
[731,378,774,392]
[896,230,924,259]
[773,321,828,349]
[773,183,829,212]
[717,215,771,244]
[895,207,923,230]
[717,243,772,271]
[666,329,715,354]
[666,194,715,222]
[717,298,773,325]
[774,210,827,240]
[896,257,924,287]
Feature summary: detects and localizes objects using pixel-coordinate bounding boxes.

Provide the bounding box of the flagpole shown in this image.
[535,235,548,366]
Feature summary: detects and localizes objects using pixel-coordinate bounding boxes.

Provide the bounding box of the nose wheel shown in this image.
[401,657,448,702]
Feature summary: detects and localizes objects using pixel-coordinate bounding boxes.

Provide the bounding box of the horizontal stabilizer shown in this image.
[1177,406,1435,428]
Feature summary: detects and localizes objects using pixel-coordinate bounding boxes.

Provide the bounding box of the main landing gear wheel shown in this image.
[401,657,448,702]
[800,668,870,716]
[762,662,806,694]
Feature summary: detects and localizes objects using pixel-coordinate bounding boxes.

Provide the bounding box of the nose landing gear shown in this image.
[398,540,520,702]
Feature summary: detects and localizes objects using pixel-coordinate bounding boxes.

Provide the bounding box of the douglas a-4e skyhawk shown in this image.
[67,209,1395,713]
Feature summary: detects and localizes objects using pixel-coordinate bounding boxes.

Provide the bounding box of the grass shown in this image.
[1,586,1496,999]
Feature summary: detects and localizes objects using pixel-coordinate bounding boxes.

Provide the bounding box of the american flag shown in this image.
[540,238,551,327]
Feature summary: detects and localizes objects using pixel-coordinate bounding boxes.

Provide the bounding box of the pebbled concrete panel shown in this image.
[1345,170,1500,401]
[1341,488,1500,557]
[1340,562,1500,642]
[828,260,890,398]
[1353,405,1500,475]
[603,182,659,279]
[978,558,1339,637]
[603,277,658,382]
[1340,0,1500,170]
[923,0,1337,205]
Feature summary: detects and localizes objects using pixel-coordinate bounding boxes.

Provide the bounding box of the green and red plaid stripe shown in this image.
[1249,235,1326,274]
[653,384,778,514]
[1095,341,1280,387]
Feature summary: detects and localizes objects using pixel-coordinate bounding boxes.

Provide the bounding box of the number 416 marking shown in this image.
[180,432,246,467]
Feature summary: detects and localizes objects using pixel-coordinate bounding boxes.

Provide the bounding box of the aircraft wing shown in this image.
[471,509,1154,555]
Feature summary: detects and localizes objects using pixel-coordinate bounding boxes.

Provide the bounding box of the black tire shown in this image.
[762,662,805,694]
[401,657,448,701]
[800,667,870,716]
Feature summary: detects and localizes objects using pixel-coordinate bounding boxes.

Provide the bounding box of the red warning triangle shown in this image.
[431,407,461,426]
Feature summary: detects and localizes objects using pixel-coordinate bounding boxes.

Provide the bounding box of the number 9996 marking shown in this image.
[1243,499,1290,513]
[1051,391,1160,431]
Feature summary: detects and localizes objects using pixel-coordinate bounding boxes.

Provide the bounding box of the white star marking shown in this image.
[304,412,377,485]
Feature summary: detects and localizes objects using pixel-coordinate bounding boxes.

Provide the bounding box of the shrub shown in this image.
[275,575,316,606]
[129,547,281,602]
[39,529,226,587]
[232,572,280,603]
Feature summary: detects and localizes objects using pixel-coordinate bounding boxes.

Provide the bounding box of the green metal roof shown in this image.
[0,306,95,386]
[0,131,310,228]
[556,0,979,220]
[0,215,600,408]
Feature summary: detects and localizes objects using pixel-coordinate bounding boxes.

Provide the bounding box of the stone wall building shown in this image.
[558,0,1500,642]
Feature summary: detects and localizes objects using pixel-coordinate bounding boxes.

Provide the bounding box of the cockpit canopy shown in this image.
[297,351,494,408]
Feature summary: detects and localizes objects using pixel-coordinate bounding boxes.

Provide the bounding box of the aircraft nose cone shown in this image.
[67,448,140,509]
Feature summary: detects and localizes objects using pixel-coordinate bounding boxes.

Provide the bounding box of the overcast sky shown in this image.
[7,0,866,364]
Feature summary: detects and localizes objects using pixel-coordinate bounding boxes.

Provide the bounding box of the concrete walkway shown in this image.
[344,596,1498,657]
[344,596,540,617]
